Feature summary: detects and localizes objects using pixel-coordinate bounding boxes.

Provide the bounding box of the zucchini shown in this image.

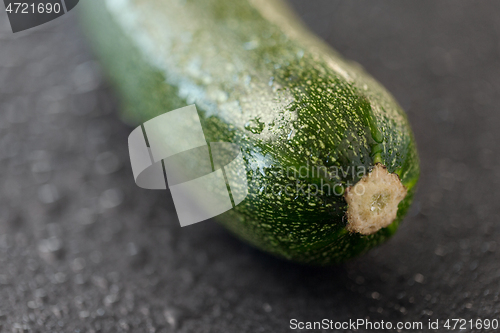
[79,0,419,265]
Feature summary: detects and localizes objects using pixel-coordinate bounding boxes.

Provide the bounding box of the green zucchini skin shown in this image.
[79,0,419,265]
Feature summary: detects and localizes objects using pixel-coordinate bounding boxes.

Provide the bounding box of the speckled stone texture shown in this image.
[0,1,500,332]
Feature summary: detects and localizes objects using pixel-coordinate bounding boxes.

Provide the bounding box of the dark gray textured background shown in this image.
[1,1,500,332]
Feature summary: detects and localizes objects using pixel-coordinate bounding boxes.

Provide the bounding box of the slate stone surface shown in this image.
[0,1,499,332]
